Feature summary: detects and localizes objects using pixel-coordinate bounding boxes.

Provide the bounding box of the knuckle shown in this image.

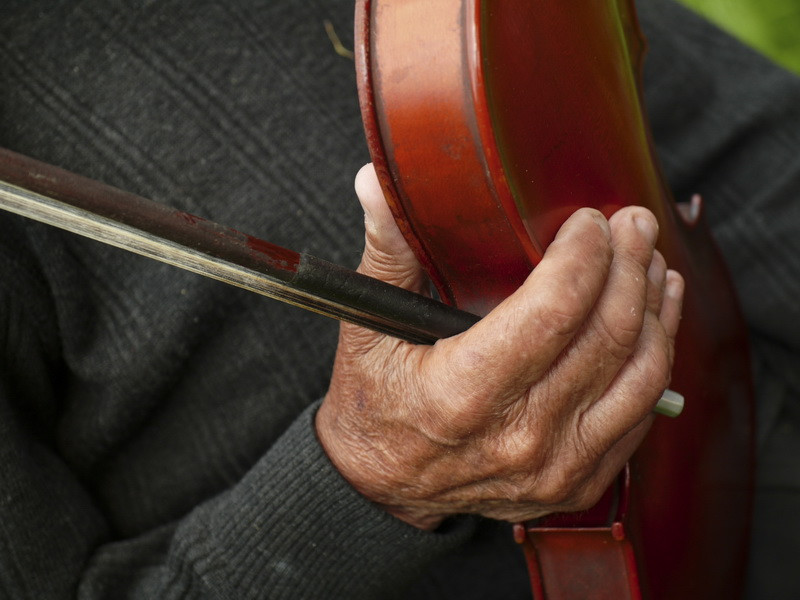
[528,231,614,345]
[646,344,673,393]
[360,245,421,289]
[506,446,545,483]
[534,287,586,341]
[502,417,556,473]
[417,385,491,444]
[527,440,607,509]
[537,479,580,508]
[536,462,607,512]
[636,326,673,394]
[573,422,605,466]
[532,465,584,507]
[592,302,644,361]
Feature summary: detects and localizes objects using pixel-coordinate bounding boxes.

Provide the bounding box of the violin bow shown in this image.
[0,148,682,416]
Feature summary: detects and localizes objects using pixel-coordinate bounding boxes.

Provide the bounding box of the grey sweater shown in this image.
[0,0,799,598]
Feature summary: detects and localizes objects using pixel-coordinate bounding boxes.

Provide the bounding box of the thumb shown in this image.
[354,163,427,294]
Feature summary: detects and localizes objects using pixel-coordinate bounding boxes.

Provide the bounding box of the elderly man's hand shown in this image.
[316,164,684,531]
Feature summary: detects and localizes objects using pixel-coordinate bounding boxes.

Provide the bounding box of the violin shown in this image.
[356,0,753,598]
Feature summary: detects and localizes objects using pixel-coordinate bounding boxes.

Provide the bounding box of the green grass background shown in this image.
[678,0,800,73]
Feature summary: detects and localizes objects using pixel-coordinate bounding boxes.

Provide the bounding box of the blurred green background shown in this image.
[678,0,800,73]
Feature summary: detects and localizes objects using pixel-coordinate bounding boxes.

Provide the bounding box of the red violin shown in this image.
[356,0,754,598]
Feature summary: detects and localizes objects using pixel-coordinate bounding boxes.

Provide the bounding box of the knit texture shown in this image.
[0,0,799,598]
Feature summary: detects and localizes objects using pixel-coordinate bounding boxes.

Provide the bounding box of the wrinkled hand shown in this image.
[316,164,684,531]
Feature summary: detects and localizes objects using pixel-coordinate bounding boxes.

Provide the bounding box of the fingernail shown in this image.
[665,270,684,299]
[634,214,658,245]
[589,210,612,241]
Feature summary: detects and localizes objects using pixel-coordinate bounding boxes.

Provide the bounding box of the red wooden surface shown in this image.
[356,0,754,597]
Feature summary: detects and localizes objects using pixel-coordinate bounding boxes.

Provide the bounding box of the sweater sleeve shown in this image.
[77,402,476,600]
[0,228,474,600]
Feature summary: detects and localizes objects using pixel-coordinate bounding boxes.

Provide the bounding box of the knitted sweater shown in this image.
[0,0,799,598]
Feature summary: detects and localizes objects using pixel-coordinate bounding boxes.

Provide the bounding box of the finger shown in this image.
[582,300,677,449]
[645,250,667,316]
[439,208,614,396]
[660,269,684,341]
[541,207,660,415]
[571,271,683,455]
[354,163,427,294]
[541,415,653,516]
[653,270,684,406]
[459,416,653,522]
[337,164,430,353]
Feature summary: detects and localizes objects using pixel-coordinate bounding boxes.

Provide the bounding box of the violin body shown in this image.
[356,0,754,597]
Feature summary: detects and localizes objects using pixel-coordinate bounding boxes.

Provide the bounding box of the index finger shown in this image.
[443,208,614,397]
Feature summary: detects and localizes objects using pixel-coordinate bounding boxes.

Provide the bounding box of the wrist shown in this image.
[316,398,447,531]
